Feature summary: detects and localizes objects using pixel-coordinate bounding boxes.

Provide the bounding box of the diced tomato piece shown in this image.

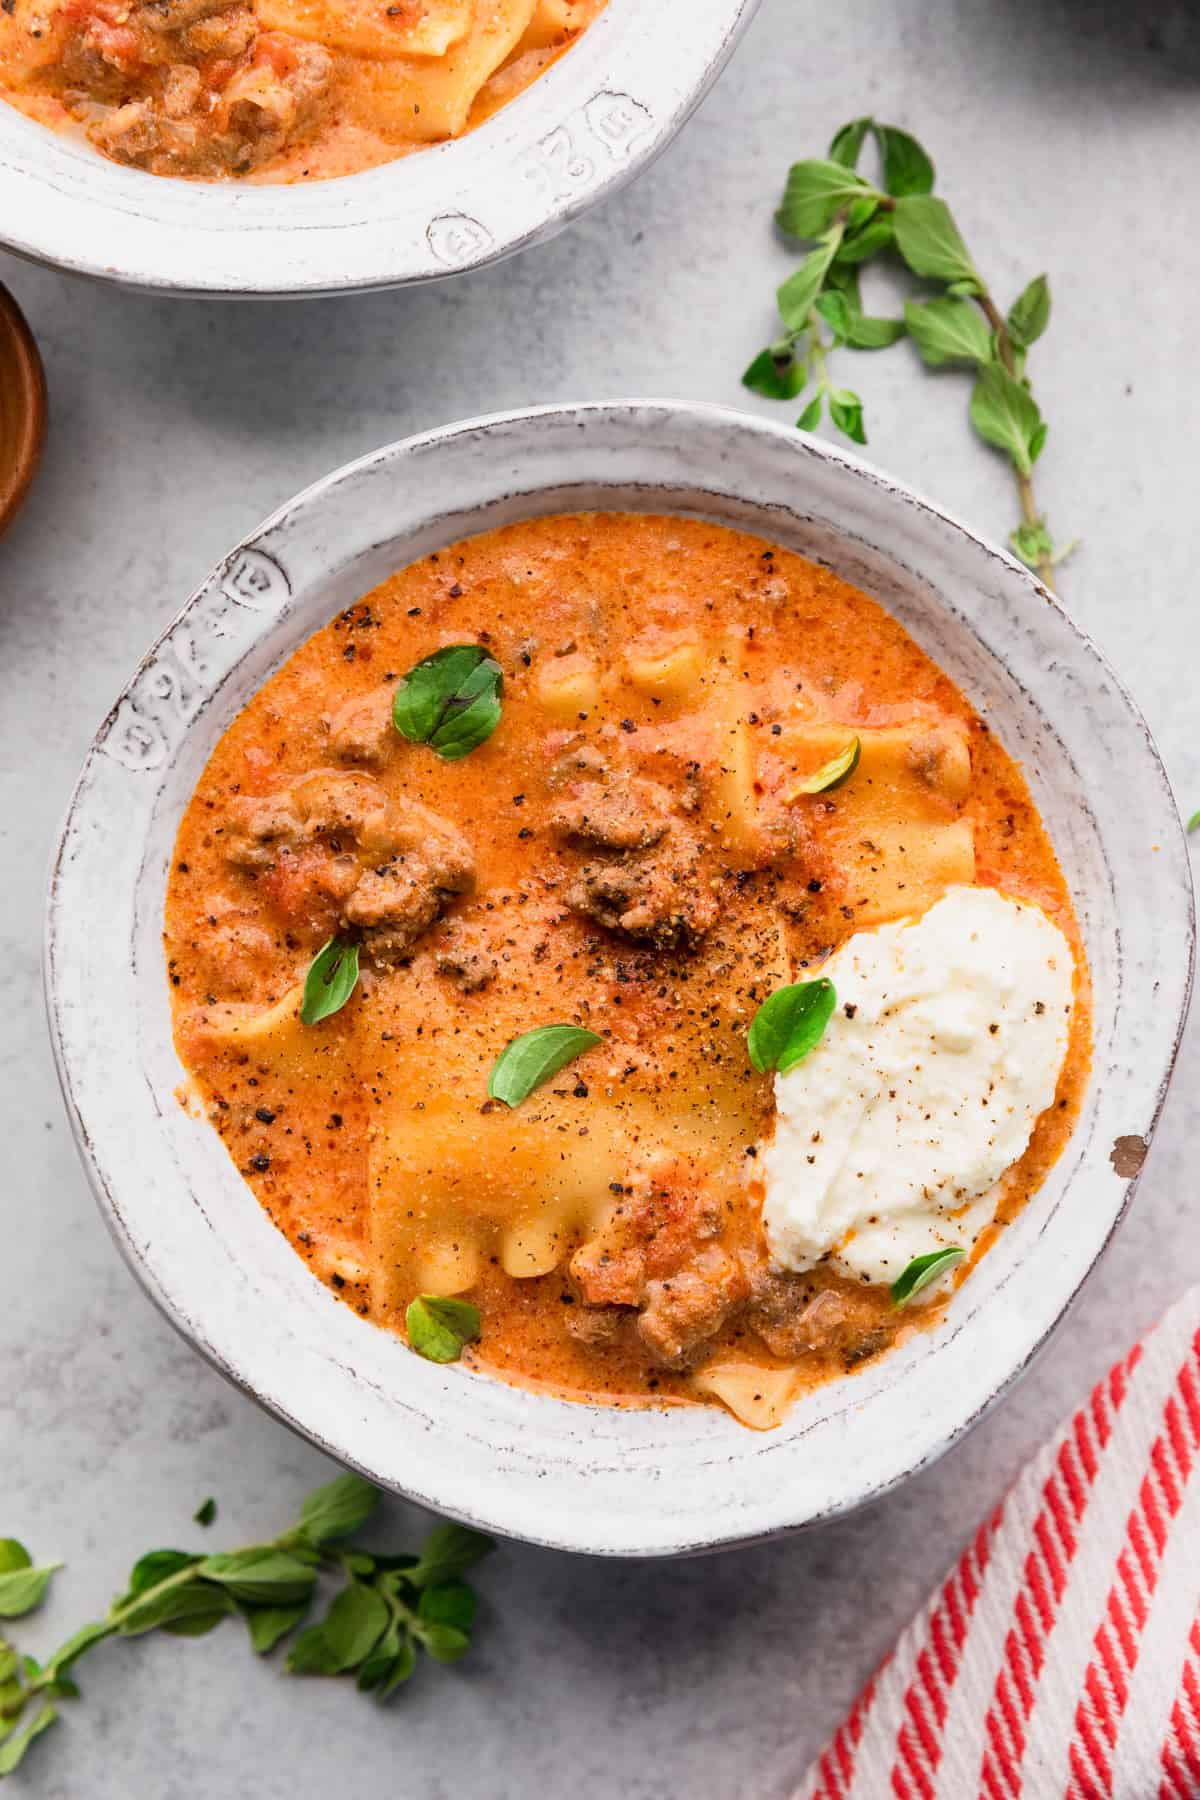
[258,846,351,937]
[251,31,296,76]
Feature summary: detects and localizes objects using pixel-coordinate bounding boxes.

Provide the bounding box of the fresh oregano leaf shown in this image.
[391,643,482,740]
[747,979,837,1076]
[1007,274,1051,349]
[392,644,502,761]
[834,215,895,264]
[297,1473,380,1547]
[814,289,853,343]
[197,1549,318,1607]
[891,1246,965,1306]
[0,1545,30,1578]
[324,1582,389,1671]
[789,736,861,797]
[824,261,861,300]
[829,388,867,445]
[796,394,823,431]
[892,194,978,285]
[194,1498,216,1528]
[0,1566,60,1621]
[1186,811,1200,834]
[417,1583,478,1632]
[160,1594,235,1639]
[845,195,879,231]
[487,1023,601,1107]
[356,1620,403,1692]
[846,314,905,350]
[126,1550,199,1596]
[0,1703,56,1775]
[300,936,360,1026]
[406,1522,495,1590]
[1010,521,1055,569]
[742,349,808,401]
[427,663,504,760]
[406,1296,481,1366]
[378,1634,417,1698]
[116,1582,232,1639]
[419,1623,471,1665]
[244,1602,309,1655]
[827,116,870,169]
[969,360,1045,476]
[904,296,992,366]
[776,160,872,238]
[284,1624,339,1676]
[874,123,935,196]
[777,231,843,331]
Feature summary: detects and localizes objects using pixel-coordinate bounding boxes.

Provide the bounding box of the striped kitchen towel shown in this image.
[796,1290,1200,1800]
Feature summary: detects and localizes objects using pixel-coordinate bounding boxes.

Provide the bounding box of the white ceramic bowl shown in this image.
[46,401,1194,1555]
[0,0,758,296]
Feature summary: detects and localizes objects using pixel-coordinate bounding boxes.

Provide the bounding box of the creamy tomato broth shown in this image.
[165,514,1090,1429]
[0,0,603,181]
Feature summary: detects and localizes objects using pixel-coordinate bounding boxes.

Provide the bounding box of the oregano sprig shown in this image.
[0,1475,492,1777]
[743,116,1071,590]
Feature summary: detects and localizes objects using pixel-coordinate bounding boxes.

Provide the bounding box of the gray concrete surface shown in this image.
[2,1,1198,1793]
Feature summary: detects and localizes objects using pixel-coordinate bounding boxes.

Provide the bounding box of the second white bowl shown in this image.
[0,0,759,295]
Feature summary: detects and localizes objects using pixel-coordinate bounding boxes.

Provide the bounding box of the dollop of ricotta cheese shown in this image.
[761,885,1074,1296]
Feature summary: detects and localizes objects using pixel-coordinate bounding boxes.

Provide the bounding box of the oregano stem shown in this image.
[747,118,1070,587]
[0,1476,494,1778]
[807,308,831,398]
[16,1561,199,1708]
[16,1529,319,1712]
[974,289,1056,592]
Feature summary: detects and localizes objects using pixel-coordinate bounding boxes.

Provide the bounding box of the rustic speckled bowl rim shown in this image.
[0,0,760,297]
[45,401,1194,1557]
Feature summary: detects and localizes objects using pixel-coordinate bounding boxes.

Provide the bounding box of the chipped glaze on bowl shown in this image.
[45,402,1194,1556]
[0,0,759,297]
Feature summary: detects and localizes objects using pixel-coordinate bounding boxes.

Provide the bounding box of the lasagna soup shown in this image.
[165,514,1090,1428]
[0,0,603,180]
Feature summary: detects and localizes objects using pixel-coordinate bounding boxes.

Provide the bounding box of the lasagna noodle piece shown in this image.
[467,44,558,125]
[184,984,307,1051]
[691,1361,803,1431]
[254,0,471,61]
[778,719,975,923]
[469,0,605,112]
[518,0,603,49]
[339,0,537,141]
[365,919,769,1308]
[621,638,705,704]
[681,637,765,858]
